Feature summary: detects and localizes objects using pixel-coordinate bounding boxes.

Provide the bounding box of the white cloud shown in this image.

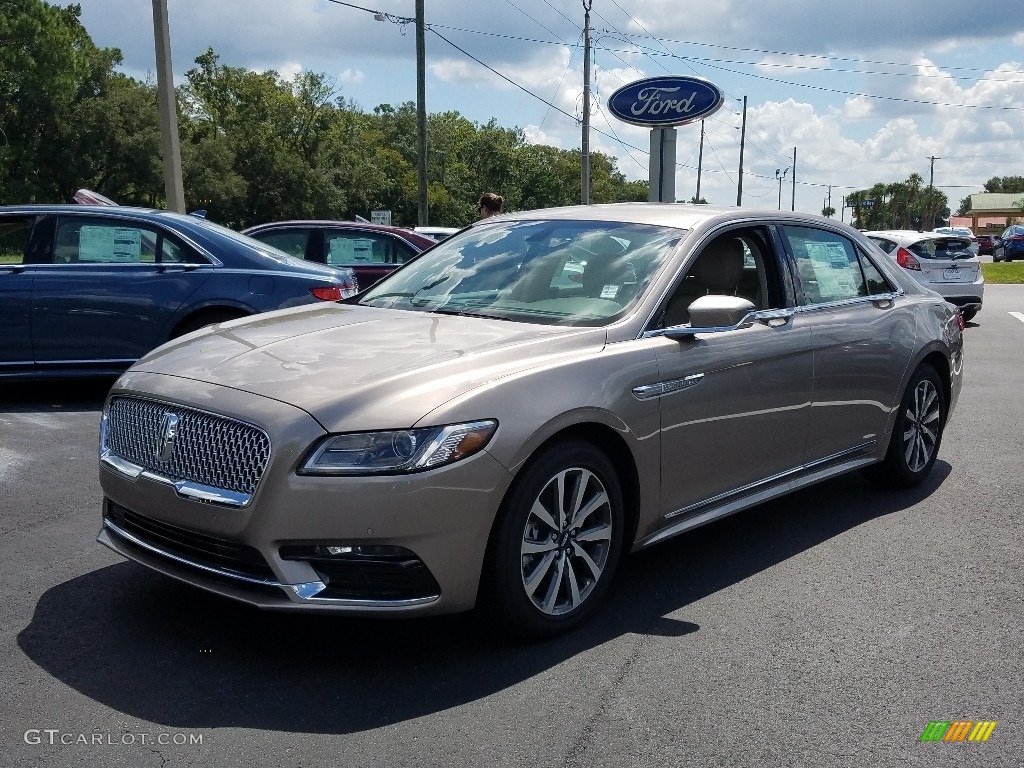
[338,68,366,87]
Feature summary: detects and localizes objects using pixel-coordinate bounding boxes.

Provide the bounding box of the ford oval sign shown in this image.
[607,76,724,127]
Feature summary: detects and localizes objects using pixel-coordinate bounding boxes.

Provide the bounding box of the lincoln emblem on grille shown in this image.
[156,413,180,462]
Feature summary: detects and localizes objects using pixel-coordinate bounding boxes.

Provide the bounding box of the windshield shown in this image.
[357,219,683,326]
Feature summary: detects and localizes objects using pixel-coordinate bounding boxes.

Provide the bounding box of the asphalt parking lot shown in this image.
[2,287,1022,768]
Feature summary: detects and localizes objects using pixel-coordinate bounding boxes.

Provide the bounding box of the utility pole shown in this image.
[695,120,704,202]
[581,0,592,204]
[735,96,747,206]
[415,0,428,226]
[791,146,797,211]
[152,0,184,212]
[927,155,940,189]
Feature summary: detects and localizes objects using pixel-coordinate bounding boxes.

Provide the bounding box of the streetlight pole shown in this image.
[776,167,789,210]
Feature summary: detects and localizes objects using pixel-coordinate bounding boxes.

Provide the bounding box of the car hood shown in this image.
[133,303,607,431]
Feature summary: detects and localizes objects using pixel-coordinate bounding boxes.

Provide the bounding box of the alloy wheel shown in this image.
[519,466,613,616]
[903,378,941,473]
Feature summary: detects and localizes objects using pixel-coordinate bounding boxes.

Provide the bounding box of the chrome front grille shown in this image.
[104,396,271,496]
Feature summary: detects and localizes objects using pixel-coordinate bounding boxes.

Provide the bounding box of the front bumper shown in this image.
[98,372,514,616]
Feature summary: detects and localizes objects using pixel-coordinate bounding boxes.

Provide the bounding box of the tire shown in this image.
[172,309,247,338]
[479,440,625,639]
[864,364,945,488]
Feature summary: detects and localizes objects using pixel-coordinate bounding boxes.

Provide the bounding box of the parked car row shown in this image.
[95,204,964,637]
[993,224,1024,262]
[0,205,358,378]
[864,229,984,321]
[241,220,437,288]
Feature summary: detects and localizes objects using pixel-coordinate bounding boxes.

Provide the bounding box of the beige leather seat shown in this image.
[663,238,745,326]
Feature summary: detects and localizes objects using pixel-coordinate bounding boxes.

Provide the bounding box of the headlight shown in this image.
[299,420,497,476]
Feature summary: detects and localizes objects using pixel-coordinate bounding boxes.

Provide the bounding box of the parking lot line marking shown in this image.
[1011,312,1024,324]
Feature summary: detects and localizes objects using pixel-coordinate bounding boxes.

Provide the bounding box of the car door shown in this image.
[779,225,917,463]
[651,225,814,521]
[31,214,211,365]
[0,215,37,368]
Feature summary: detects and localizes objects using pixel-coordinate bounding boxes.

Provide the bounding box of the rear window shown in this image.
[907,237,973,260]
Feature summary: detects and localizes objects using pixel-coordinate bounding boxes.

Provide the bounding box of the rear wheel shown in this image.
[864,364,945,488]
[479,441,624,639]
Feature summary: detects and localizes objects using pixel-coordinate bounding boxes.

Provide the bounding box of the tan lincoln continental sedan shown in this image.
[97,204,964,637]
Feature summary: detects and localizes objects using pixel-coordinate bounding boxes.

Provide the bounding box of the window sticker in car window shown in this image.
[79,226,142,263]
[802,241,860,299]
[329,237,373,264]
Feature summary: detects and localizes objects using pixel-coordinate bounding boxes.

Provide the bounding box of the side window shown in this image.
[392,239,418,265]
[783,226,868,305]
[867,236,897,254]
[54,218,159,264]
[252,229,313,260]
[0,217,33,265]
[326,232,402,266]
[660,227,778,328]
[856,249,893,295]
[160,236,200,264]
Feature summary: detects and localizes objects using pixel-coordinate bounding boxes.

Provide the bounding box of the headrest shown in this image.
[691,238,745,291]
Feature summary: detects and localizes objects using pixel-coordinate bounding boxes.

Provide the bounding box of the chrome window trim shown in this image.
[793,290,904,314]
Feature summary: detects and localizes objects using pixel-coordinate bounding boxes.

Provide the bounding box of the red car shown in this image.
[976,234,995,256]
[243,220,436,289]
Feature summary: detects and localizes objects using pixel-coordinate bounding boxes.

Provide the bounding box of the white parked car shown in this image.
[934,226,978,255]
[864,230,983,321]
[413,226,460,242]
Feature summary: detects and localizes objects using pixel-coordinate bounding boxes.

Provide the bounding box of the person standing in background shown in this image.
[477,192,504,219]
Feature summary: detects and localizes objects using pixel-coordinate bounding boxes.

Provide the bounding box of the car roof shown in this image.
[864,229,968,241]
[242,219,436,246]
[483,202,865,232]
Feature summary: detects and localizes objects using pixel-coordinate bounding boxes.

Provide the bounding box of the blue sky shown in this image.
[76,0,1024,218]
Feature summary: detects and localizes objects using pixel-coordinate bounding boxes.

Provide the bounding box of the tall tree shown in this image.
[0,0,128,203]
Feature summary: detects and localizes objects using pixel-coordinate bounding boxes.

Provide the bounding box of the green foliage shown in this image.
[957,176,1024,215]
[0,0,137,204]
[982,176,1024,194]
[3,4,649,224]
[848,174,948,230]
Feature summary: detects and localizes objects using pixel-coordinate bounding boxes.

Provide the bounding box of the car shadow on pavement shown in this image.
[0,378,115,413]
[17,462,951,734]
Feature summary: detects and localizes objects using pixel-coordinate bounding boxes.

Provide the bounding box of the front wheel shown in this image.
[864,364,945,488]
[479,441,625,639]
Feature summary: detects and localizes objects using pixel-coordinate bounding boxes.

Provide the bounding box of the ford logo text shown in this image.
[607,76,724,127]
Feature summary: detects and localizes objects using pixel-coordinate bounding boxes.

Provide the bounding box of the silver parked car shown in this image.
[863,229,984,322]
[97,204,964,637]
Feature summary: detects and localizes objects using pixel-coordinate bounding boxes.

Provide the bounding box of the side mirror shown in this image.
[686,294,756,329]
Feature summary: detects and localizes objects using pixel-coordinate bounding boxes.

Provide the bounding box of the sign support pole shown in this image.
[649,128,677,203]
